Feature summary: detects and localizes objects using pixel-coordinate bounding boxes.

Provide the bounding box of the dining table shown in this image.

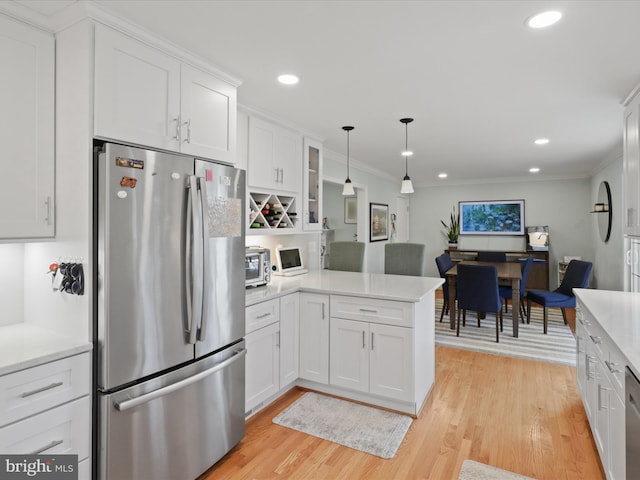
[445,260,523,337]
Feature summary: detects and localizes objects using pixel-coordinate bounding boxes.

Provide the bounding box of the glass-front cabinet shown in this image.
[303,137,323,230]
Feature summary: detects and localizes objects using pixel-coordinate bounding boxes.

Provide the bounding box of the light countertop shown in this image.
[0,323,92,376]
[574,288,640,375]
[246,270,444,306]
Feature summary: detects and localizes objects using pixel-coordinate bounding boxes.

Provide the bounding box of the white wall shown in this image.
[0,244,25,326]
[411,178,593,289]
[590,154,624,291]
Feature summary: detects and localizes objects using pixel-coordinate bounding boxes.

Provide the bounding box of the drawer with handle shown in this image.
[246,298,280,334]
[0,395,90,461]
[0,352,90,428]
[330,295,412,327]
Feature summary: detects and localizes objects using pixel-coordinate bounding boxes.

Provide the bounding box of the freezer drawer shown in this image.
[99,342,246,480]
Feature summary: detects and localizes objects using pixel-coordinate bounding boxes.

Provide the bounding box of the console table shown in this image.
[445,249,549,291]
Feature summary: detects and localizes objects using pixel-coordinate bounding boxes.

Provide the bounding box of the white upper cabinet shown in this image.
[179,64,237,161]
[94,24,236,163]
[0,14,54,238]
[248,116,302,193]
[303,137,323,230]
[623,88,640,236]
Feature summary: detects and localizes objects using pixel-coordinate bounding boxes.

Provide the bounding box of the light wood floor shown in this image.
[200,346,604,480]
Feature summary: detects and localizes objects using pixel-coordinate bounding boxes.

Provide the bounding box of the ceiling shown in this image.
[15,0,640,186]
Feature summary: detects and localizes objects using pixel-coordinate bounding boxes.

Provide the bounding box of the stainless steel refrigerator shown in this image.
[95,143,246,479]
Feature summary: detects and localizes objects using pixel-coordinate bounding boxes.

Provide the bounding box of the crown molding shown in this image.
[238,103,325,142]
[589,145,623,177]
[0,1,55,32]
[51,0,242,87]
[414,172,591,189]
[323,148,397,183]
[623,81,640,107]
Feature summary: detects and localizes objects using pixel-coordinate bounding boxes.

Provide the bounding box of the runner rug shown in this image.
[458,460,536,479]
[272,391,412,458]
[435,298,576,366]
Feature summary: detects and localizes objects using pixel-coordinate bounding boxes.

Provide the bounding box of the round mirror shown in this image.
[596,181,612,243]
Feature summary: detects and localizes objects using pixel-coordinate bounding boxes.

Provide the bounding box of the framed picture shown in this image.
[459,199,525,236]
[344,197,357,224]
[369,202,389,242]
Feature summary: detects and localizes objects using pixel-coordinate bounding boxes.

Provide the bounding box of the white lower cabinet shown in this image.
[245,322,279,412]
[298,293,330,384]
[279,293,300,387]
[245,284,436,416]
[368,323,413,401]
[329,318,412,402]
[245,293,299,413]
[0,352,91,473]
[576,303,625,480]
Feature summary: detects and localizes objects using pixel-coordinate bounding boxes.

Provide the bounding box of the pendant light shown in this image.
[342,126,355,196]
[400,118,415,194]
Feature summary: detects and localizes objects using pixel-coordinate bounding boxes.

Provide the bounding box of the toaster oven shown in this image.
[245,247,271,287]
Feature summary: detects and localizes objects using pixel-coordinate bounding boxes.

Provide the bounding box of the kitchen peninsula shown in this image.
[245,270,443,417]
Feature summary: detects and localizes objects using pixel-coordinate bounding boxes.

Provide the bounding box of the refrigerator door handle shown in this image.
[185,175,202,345]
[114,348,247,412]
[197,177,210,341]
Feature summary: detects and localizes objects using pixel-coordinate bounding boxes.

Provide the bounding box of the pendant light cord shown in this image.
[405,123,409,176]
[347,129,350,178]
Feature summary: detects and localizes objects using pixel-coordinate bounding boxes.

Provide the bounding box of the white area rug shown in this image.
[435,299,576,366]
[458,460,536,480]
[272,392,412,459]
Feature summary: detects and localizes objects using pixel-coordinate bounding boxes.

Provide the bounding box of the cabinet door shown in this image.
[576,314,588,397]
[330,318,369,393]
[584,340,598,423]
[303,138,323,230]
[609,389,626,480]
[369,324,413,402]
[180,64,236,163]
[276,128,302,192]
[94,24,181,152]
[279,293,299,387]
[299,293,329,384]
[0,14,54,238]
[594,360,609,461]
[248,116,277,189]
[248,116,302,193]
[623,97,640,235]
[245,323,279,412]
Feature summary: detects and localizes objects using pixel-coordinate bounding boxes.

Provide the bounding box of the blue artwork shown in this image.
[459,200,525,235]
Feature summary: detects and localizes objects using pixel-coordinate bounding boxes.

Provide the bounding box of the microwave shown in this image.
[245,247,271,287]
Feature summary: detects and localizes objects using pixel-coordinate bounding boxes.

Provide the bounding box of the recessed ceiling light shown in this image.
[534,138,550,145]
[438,173,448,179]
[529,167,540,173]
[526,11,562,29]
[401,150,413,157]
[277,74,299,85]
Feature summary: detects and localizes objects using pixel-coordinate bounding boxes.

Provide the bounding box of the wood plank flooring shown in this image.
[200,346,604,480]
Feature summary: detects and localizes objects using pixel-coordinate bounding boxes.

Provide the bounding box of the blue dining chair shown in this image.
[456,264,503,342]
[499,257,534,323]
[435,253,455,322]
[526,259,593,334]
[476,251,507,262]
